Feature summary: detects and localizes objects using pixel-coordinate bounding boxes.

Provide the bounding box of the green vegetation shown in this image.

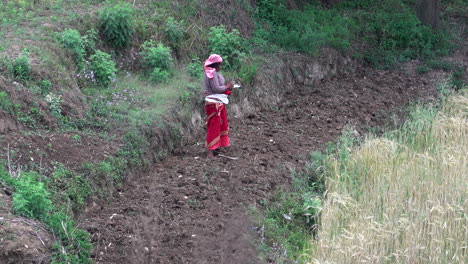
[58,29,86,66]
[311,90,467,263]
[253,0,454,67]
[0,91,14,113]
[89,50,117,87]
[252,156,325,263]
[140,41,174,83]
[0,166,92,263]
[208,25,248,69]
[253,79,467,263]
[12,52,31,82]
[98,2,135,49]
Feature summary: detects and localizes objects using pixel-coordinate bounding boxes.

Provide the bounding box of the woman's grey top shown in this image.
[204,71,228,95]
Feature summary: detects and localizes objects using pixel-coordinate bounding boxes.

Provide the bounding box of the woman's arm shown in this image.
[209,73,233,94]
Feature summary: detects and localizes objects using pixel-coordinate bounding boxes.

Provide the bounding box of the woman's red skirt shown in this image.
[205,103,230,150]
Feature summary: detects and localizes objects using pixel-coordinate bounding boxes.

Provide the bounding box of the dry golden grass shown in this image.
[311,92,467,264]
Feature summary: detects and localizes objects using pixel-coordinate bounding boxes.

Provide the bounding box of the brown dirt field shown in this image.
[81,68,441,264]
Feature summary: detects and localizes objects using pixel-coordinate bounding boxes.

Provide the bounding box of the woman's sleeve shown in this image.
[208,73,227,93]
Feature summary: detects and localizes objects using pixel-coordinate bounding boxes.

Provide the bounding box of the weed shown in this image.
[238,60,258,84]
[71,134,81,141]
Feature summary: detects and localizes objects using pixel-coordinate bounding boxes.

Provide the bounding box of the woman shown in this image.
[203,54,235,159]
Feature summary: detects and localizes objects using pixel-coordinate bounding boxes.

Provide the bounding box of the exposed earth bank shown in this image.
[82,65,442,264]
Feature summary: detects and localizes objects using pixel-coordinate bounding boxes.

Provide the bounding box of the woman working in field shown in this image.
[203,54,235,159]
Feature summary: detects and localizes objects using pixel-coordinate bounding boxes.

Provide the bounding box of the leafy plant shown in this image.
[140,41,173,71]
[238,61,258,83]
[140,41,173,83]
[99,2,135,48]
[149,67,171,83]
[186,58,202,78]
[58,28,86,66]
[1,171,53,222]
[48,163,92,212]
[12,52,31,82]
[164,17,185,49]
[49,211,92,264]
[37,79,53,95]
[89,50,117,87]
[0,91,14,112]
[45,92,63,118]
[208,25,247,69]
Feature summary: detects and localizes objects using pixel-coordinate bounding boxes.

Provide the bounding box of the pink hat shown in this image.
[204,54,223,79]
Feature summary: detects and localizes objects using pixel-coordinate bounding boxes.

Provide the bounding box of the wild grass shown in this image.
[310,89,467,263]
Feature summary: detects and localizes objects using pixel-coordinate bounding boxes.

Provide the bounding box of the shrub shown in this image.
[89,50,117,87]
[48,163,92,212]
[149,67,171,83]
[37,79,53,95]
[208,25,247,69]
[12,52,31,82]
[99,2,135,48]
[140,41,173,71]
[5,171,53,222]
[164,17,185,49]
[186,60,202,78]
[0,91,14,112]
[45,92,63,118]
[58,28,85,66]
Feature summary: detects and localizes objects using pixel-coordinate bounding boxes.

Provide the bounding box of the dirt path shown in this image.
[82,69,439,264]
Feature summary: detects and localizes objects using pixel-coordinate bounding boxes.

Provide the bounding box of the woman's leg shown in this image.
[205,104,221,158]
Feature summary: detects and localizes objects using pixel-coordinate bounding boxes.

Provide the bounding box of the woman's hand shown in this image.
[226,81,235,90]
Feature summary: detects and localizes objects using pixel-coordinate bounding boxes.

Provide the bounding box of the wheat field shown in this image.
[311,92,467,264]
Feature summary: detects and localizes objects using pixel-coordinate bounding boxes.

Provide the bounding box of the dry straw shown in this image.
[311,92,467,263]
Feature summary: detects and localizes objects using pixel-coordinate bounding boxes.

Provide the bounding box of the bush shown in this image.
[2,171,53,222]
[164,17,185,49]
[37,79,53,95]
[186,60,202,78]
[0,91,14,112]
[58,28,85,66]
[149,67,171,83]
[89,50,117,87]
[140,41,173,71]
[48,163,92,212]
[208,25,247,69]
[99,2,135,48]
[12,52,31,82]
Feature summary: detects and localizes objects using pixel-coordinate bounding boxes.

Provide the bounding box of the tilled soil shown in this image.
[82,69,439,264]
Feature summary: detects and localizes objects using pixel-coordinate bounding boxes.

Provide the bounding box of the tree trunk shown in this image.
[415,0,440,29]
